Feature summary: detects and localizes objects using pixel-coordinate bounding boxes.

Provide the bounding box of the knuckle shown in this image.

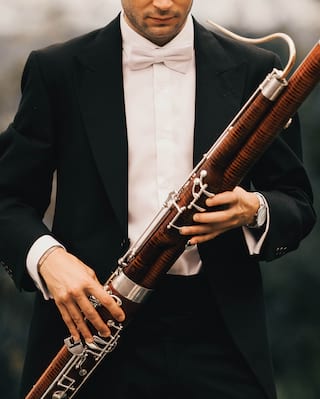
[84,308,97,321]
[73,315,84,325]
[88,268,97,279]
[72,291,85,302]
[61,313,72,326]
[101,293,115,306]
[56,292,71,305]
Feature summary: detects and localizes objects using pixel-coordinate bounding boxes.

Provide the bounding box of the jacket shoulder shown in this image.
[194,18,280,68]
[29,15,120,63]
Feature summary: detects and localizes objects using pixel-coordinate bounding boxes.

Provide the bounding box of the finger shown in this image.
[90,285,126,323]
[66,300,96,343]
[180,224,219,244]
[55,301,82,342]
[188,231,219,245]
[76,295,112,339]
[180,224,212,236]
[194,208,237,225]
[205,191,234,207]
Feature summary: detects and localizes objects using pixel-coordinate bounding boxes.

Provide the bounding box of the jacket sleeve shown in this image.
[0,51,57,291]
[250,113,316,262]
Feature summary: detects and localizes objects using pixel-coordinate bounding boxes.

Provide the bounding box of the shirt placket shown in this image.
[153,63,175,207]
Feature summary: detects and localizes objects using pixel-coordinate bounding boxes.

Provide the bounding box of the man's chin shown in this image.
[145,26,181,45]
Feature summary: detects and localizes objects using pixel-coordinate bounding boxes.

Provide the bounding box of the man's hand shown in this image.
[180,186,260,245]
[39,248,125,343]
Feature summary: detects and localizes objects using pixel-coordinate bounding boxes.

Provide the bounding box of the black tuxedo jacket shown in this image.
[0,16,315,399]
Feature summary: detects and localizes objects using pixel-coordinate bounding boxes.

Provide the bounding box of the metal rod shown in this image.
[207,20,296,79]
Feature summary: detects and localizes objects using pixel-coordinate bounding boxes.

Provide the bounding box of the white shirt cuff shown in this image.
[26,235,64,300]
[242,195,270,255]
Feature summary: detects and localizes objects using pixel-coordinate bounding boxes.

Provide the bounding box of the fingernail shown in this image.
[186,240,197,249]
[98,330,110,338]
[117,313,125,322]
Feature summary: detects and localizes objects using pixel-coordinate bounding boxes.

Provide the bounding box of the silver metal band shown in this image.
[109,269,153,303]
[260,69,288,101]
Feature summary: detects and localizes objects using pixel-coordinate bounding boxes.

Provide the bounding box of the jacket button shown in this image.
[275,246,288,257]
[120,238,130,249]
[1,260,13,277]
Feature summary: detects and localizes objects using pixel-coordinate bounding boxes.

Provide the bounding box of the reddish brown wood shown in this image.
[25,41,320,399]
[25,288,141,399]
[123,42,320,288]
[220,42,320,191]
[122,93,274,288]
[25,346,72,399]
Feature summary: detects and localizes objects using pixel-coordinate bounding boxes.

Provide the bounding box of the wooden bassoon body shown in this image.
[25,26,320,399]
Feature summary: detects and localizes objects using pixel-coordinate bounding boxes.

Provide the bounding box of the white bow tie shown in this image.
[125,44,193,74]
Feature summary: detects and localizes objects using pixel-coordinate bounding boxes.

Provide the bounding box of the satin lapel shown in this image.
[75,17,128,234]
[193,20,248,165]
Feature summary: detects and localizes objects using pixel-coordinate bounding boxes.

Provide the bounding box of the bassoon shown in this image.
[25,24,320,399]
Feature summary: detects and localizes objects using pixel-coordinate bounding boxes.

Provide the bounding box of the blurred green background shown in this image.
[0,1,319,398]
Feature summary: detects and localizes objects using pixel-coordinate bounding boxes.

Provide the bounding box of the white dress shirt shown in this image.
[122,13,203,276]
[26,13,269,299]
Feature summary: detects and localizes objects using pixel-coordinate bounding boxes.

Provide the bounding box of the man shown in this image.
[0,1,316,398]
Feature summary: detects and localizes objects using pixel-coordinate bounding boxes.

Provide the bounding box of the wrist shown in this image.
[246,192,267,229]
[37,245,65,274]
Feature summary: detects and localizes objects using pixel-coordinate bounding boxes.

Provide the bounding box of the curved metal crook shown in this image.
[207,20,296,79]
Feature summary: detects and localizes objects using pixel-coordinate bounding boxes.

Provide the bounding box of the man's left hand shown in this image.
[179,186,260,245]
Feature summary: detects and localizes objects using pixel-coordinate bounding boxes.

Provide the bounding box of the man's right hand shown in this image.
[38,247,125,343]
